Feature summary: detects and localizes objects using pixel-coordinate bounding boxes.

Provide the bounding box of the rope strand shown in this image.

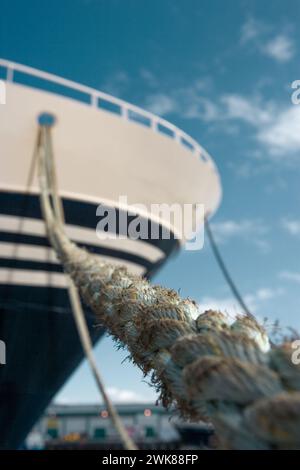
[38,124,300,449]
[37,124,137,450]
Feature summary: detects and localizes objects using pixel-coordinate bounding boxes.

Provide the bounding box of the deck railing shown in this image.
[0,58,215,167]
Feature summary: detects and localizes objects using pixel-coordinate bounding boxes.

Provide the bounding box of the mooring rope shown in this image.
[37,124,137,451]
[204,218,255,319]
[38,122,300,449]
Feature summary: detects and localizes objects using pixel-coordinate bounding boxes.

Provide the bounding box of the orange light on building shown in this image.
[64,432,80,442]
[144,408,152,417]
[101,410,109,419]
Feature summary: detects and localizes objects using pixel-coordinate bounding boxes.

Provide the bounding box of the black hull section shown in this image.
[0,285,105,449]
[0,190,177,448]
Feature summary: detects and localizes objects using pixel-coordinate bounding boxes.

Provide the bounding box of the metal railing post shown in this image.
[0,57,215,167]
[6,65,14,83]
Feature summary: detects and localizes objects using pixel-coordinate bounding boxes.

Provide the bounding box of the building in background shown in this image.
[26,403,213,450]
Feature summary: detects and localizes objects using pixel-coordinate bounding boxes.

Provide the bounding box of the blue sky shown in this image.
[1,0,300,404]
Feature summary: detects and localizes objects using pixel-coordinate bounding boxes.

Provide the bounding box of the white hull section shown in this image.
[0,59,222,296]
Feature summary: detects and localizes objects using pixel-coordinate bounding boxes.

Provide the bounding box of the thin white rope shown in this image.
[37,125,137,451]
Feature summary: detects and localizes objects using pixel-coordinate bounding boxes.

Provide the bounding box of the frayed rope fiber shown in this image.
[38,124,300,449]
[45,224,300,449]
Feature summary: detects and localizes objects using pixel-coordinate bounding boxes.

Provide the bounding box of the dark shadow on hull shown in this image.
[0,285,104,449]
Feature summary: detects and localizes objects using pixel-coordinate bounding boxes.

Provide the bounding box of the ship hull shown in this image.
[0,58,222,448]
[0,284,104,449]
[0,190,175,448]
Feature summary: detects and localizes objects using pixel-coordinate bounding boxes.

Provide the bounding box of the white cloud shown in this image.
[282,218,300,236]
[255,288,280,301]
[139,68,158,88]
[181,95,219,121]
[144,80,300,161]
[101,71,130,96]
[221,96,300,160]
[212,93,300,159]
[221,94,274,126]
[56,387,151,405]
[198,287,283,319]
[145,93,177,116]
[144,85,274,131]
[198,296,248,320]
[106,387,150,403]
[244,288,284,319]
[144,86,219,121]
[263,35,295,62]
[219,94,300,159]
[240,18,295,63]
[257,107,300,156]
[143,74,219,121]
[240,17,265,44]
[279,271,300,284]
[210,219,269,251]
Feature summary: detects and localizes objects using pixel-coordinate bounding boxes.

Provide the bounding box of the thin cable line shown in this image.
[204,217,255,320]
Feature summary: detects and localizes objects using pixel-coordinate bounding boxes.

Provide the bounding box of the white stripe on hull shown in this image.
[0,242,58,263]
[0,260,145,288]
[0,242,147,273]
[0,269,68,288]
[0,214,164,263]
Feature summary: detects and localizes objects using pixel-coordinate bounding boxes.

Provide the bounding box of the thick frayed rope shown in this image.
[38,126,300,449]
[41,221,300,449]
